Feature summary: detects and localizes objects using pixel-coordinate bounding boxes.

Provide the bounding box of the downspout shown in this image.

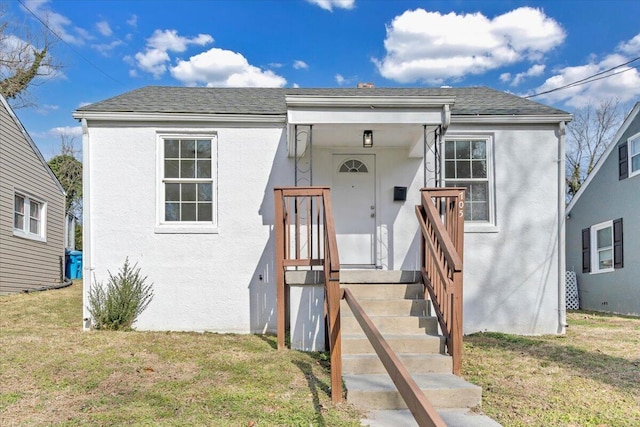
[558,121,567,333]
[438,105,451,187]
[81,118,92,330]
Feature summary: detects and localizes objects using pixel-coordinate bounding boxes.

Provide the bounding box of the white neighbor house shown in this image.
[74,86,571,335]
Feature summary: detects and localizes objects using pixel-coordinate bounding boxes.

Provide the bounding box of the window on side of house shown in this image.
[13,192,46,241]
[159,136,217,229]
[443,138,492,222]
[630,134,640,177]
[591,221,614,273]
[584,219,623,274]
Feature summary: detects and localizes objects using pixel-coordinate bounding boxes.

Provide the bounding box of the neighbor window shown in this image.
[13,192,46,240]
[583,219,623,274]
[160,136,217,226]
[592,221,613,272]
[444,138,492,222]
[630,135,640,177]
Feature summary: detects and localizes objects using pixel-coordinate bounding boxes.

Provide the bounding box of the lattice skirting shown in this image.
[565,271,580,310]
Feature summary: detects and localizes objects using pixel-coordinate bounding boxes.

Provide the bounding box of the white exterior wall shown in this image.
[85,123,291,332]
[311,123,563,335]
[452,124,563,335]
[85,120,563,336]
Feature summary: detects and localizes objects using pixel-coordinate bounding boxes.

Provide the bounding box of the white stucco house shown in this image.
[73,86,571,335]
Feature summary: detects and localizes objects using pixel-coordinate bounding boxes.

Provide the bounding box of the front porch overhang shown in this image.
[285,95,454,159]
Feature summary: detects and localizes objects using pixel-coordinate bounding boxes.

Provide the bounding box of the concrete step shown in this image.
[341,270,421,284]
[340,298,430,317]
[341,282,424,300]
[362,409,503,427]
[342,333,445,355]
[343,353,452,375]
[341,315,439,335]
[343,373,482,410]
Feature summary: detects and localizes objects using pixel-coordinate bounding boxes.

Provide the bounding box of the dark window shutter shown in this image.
[613,218,623,269]
[619,142,628,180]
[582,228,591,273]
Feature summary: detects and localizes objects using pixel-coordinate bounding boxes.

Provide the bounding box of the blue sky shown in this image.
[3,0,640,158]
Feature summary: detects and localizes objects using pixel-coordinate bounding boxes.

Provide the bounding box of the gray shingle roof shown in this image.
[76,86,569,117]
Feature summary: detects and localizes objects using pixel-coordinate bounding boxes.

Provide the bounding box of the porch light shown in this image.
[363,130,373,148]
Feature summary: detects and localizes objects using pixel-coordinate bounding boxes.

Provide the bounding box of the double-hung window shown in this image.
[592,221,614,272]
[630,134,640,177]
[158,135,217,231]
[444,138,492,223]
[583,219,623,274]
[14,192,46,241]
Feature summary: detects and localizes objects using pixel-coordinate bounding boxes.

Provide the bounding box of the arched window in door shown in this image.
[339,159,368,173]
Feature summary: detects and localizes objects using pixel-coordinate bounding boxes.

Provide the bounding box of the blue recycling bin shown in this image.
[65,250,83,279]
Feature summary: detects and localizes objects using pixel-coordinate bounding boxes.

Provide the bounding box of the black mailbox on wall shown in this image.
[393,186,407,202]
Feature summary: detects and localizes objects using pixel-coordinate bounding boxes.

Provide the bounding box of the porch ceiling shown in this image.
[304,123,426,148]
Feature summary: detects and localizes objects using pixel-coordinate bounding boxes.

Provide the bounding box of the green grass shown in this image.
[0,283,362,426]
[463,311,640,426]
[3,283,639,426]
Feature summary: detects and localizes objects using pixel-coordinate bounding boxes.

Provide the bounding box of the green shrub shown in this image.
[88,258,154,330]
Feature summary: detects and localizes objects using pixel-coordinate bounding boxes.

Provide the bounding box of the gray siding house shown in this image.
[0,95,66,293]
[566,102,640,316]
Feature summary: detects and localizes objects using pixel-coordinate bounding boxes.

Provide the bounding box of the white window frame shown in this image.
[13,191,47,242]
[590,220,614,274]
[155,132,218,234]
[629,132,640,178]
[442,135,496,232]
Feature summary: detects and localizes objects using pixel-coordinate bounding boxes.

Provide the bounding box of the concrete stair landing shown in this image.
[340,271,501,427]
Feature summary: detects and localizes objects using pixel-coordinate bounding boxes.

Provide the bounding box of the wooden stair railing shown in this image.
[343,288,447,427]
[415,188,465,375]
[274,187,342,403]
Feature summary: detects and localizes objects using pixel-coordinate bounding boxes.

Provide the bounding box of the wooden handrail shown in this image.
[343,289,446,427]
[419,192,462,271]
[274,187,342,403]
[415,188,465,375]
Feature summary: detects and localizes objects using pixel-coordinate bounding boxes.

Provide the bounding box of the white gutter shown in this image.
[81,118,92,331]
[72,111,286,124]
[285,95,456,108]
[558,121,567,334]
[451,114,573,124]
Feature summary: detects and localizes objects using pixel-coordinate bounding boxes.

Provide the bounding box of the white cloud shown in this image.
[49,126,83,138]
[127,14,138,28]
[532,38,640,108]
[374,7,565,84]
[23,0,91,45]
[293,60,309,70]
[92,40,124,56]
[335,74,346,85]
[35,104,59,114]
[292,83,300,88]
[135,48,170,78]
[133,29,214,78]
[502,64,546,86]
[96,20,112,37]
[307,0,355,12]
[618,33,640,55]
[170,47,286,87]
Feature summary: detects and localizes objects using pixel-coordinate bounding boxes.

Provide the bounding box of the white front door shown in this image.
[332,154,376,266]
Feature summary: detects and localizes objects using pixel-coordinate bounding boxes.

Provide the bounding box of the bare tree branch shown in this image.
[0,4,62,107]
[566,99,622,200]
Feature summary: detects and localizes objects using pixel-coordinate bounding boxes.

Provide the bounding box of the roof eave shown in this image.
[285,95,456,108]
[72,111,287,124]
[451,114,573,124]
